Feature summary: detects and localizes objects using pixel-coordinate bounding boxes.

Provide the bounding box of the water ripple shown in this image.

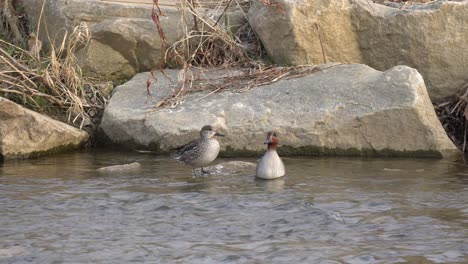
[0,152,467,263]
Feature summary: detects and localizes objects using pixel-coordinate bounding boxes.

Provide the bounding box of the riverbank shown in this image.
[1,0,467,159]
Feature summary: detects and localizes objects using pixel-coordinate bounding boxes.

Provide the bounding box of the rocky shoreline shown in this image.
[99,64,459,158]
[1,0,467,160]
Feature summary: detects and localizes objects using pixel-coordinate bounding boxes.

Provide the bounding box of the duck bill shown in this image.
[264,139,271,144]
[215,132,225,137]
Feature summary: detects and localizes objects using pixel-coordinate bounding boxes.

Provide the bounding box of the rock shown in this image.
[99,64,460,157]
[204,161,256,176]
[19,0,245,81]
[18,0,179,80]
[75,40,136,80]
[95,81,115,97]
[97,162,142,174]
[0,98,89,160]
[0,246,29,259]
[248,0,468,100]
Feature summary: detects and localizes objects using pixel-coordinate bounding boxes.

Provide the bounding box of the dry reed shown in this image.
[0,0,25,45]
[0,13,108,129]
[434,83,468,152]
[148,0,309,111]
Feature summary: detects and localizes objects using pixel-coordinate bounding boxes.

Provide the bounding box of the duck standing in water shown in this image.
[256,131,285,179]
[172,125,224,175]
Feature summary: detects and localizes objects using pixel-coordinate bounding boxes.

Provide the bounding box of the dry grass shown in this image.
[164,0,258,68]
[152,64,323,109]
[435,83,468,152]
[147,0,311,110]
[256,0,285,15]
[0,1,108,130]
[0,0,25,45]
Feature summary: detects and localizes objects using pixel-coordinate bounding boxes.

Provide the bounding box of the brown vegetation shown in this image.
[147,0,315,110]
[0,0,26,44]
[435,84,468,152]
[0,0,108,133]
[1,0,465,152]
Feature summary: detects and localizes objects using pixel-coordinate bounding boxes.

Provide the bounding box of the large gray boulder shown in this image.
[20,0,244,81]
[0,98,89,159]
[248,0,468,100]
[100,64,459,157]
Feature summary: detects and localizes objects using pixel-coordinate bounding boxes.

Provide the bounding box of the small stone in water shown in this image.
[0,246,29,259]
[97,162,141,174]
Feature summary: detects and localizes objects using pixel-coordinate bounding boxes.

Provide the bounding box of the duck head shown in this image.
[264,131,279,149]
[200,125,225,139]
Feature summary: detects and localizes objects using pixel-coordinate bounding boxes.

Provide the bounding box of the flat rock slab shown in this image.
[0,98,89,160]
[100,64,459,157]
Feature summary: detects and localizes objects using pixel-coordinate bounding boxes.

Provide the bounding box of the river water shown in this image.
[1,151,468,263]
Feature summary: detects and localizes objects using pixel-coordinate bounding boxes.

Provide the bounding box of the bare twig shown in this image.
[151,64,322,110]
[463,119,467,152]
[188,0,199,31]
[434,82,468,152]
[214,0,233,27]
[315,22,327,64]
[147,0,291,112]
[151,0,168,47]
[257,0,286,15]
[0,22,108,129]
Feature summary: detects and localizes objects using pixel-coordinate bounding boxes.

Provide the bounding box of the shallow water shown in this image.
[1,151,468,263]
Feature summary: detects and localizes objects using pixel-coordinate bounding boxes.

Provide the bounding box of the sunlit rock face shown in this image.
[99,64,459,158]
[0,98,89,159]
[249,0,468,100]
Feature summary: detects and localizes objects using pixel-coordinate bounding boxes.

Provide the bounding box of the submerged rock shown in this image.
[97,162,142,174]
[99,64,459,157]
[249,0,468,100]
[204,161,256,176]
[0,98,89,160]
[0,246,29,259]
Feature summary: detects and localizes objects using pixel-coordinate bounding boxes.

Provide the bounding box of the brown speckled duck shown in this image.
[172,125,224,174]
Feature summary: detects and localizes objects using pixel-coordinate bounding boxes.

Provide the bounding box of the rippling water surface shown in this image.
[1,151,468,263]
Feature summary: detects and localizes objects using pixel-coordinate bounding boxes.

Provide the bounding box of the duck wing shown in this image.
[171,139,201,162]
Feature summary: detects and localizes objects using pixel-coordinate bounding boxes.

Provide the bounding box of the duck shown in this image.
[256,131,285,179]
[171,125,224,175]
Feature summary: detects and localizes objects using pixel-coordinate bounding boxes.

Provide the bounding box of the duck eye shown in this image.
[273,133,277,137]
